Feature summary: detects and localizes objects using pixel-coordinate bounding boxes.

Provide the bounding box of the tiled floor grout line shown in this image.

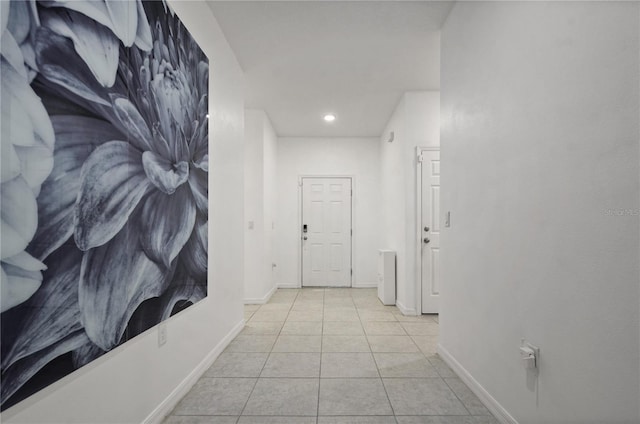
[234,330,266,419]
[442,374,474,416]
[165,288,499,424]
[235,291,297,421]
[316,289,325,424]
[355,297,399,422]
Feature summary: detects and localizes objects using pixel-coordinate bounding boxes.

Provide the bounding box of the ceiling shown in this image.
[207,1,453,137]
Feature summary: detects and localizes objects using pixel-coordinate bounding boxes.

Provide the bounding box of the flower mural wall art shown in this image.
[0,0,208,409]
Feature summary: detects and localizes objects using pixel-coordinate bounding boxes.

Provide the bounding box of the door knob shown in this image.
[303,236,308,240]
[424,226,430,232]
[423,238,430,244]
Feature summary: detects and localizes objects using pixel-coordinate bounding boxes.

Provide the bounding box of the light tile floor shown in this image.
[164,288,498,424]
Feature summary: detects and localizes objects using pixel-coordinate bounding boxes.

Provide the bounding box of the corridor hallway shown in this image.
[164,288,497,423]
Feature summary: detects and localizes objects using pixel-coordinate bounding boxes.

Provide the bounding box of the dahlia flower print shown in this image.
[1,0,54,314]
[0,0,208,409]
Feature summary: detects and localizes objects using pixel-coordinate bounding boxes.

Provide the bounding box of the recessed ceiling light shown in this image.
[323,114,336,122]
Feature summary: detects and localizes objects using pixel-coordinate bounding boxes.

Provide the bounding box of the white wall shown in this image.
[244,110,265,302]
[262,114,278,298]
[275,137,380,288]
[440,2,640,423]
[380,91,440,314]
[244,110,277,303]
[2,2,246,423]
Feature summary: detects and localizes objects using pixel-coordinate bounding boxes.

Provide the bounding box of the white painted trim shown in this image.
[415,145,440,315]
[437,344,519,424]
[143,319,245,424]
[396,299,418,316]
[415,146,423,315]
[352,282,378,288]
[298,175,355,288]
[244,284,277,304]
[277,282,300,289]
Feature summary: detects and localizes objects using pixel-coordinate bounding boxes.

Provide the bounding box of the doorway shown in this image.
[301,177,353,287]
[418,148,441,313]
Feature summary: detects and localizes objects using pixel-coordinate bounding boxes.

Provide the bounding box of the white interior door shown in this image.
[302,178,352,287]
[421,150,441,313]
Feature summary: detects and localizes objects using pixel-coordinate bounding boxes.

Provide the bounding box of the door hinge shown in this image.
[417,153,424,163]
[350,229,353,236]
[350,269,353,276]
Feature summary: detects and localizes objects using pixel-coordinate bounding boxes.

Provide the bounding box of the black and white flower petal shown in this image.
[0,331,89,406]
[188,167,207,215]
[110,95,155,152]
[39,0,151,50]
[14,144,53,195]
[140,185,196,268]
[74,141,152,251]
[79,225,173,350]
[1,60,55,148]
[35,27,110,107]
[0,263,42,313]
[40,8,120,88]
[180,217,207,281]
[30,116,122,260]
[2,247,83,369]
[1,177,38,259]
[141,151,188,195]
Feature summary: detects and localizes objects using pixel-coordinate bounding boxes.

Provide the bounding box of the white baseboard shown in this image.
[143,319,245,424]
[396,299,418,316]
[244,285,277,304]
[276,282,377,289]
[437,344,518,424]
[352,282,378,288]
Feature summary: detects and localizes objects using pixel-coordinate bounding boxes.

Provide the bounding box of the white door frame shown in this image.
[415,147,440,314]
[297,175,355,288]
